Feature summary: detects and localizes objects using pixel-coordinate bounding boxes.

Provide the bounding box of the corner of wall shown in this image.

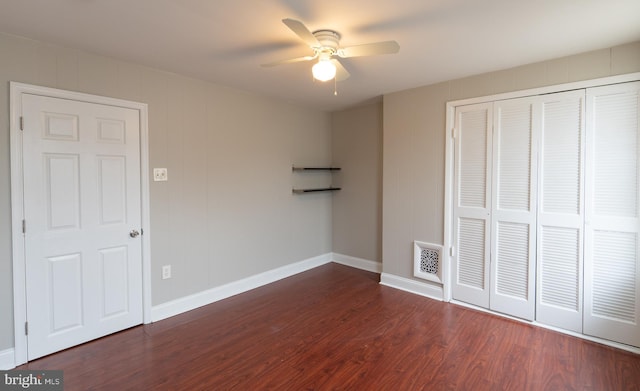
[332,253,382,273]
[151,253,333,322]
[379,273,444,302]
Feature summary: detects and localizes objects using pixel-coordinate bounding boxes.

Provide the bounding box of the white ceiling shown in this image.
[1,0,639,111]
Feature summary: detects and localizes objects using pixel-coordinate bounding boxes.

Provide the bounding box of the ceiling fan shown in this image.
[261,18,400,83]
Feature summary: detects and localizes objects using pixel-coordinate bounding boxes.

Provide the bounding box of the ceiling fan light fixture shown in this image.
[312,59,336,82]
[263,19,399,86]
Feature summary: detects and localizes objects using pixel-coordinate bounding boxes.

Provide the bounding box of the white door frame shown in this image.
[9,82,152,366]
[444,72,640,303]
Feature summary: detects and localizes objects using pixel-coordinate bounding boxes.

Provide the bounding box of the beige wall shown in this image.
[2,28,638,356]
[382,41,640,280]
[0,32,333,351]
[331,102,383,262]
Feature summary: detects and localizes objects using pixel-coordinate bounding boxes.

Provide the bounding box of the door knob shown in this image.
[129,230,140,238]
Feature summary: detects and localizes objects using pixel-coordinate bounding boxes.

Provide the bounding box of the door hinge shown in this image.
[451,128,457,139]
[22,219,25,234]
[20,116,24,131]
[25,322,28,336]
[450,246,455,257]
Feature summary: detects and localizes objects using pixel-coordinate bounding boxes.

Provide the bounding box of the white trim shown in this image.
[139,99,152,325]
[9,83,27,367]
[0,348,16,370]
[331,253,382,273]
[450,300,640,355]
[380,272,444,301]
[151,253,333,322]
[448,72,640,108]
[443,102,455,303]
[9,82,151,366]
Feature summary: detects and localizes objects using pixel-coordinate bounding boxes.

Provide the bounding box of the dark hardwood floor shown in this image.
[17,263,640,390]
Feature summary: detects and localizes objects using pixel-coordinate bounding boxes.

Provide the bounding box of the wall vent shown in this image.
[413,241,443,284]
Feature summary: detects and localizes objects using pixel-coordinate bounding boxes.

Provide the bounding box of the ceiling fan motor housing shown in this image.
[312,30,341,53]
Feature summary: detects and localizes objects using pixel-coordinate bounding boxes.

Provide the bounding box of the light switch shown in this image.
[153,168,168,181]
[162,265,171,279]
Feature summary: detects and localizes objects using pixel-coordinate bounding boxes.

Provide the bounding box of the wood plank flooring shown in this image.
[17,263,640,390]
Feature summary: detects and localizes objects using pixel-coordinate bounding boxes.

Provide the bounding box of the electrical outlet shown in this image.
[153,168,168,182]
[162,265,171,279]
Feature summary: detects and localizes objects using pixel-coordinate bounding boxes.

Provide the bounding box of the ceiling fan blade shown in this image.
[282,18,320,47]
[337,40,400,58]
[332,59,350,81]
[261,55,316,67]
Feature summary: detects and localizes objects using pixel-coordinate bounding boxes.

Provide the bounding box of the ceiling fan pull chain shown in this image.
[334,77,338,96]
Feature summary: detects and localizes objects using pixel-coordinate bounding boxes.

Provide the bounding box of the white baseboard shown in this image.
[380,272,444,301]
[151,253,332,322]
[0,348,15,370]
[332,253,382,273]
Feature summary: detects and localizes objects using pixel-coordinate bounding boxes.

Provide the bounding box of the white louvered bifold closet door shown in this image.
[490,98,538,320]
[452,103,493,308]
[535,91,586,332]
[584,82,640,348]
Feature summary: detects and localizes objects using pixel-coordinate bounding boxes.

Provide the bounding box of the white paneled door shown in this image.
[535,90,586,332]
[490,98,538,321]
[21,93,143,360]
[452,98,538,321]
[452,103,493,308]
[584,82,640,348]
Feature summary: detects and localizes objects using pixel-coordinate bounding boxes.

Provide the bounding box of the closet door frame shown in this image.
[443,72,640,350]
